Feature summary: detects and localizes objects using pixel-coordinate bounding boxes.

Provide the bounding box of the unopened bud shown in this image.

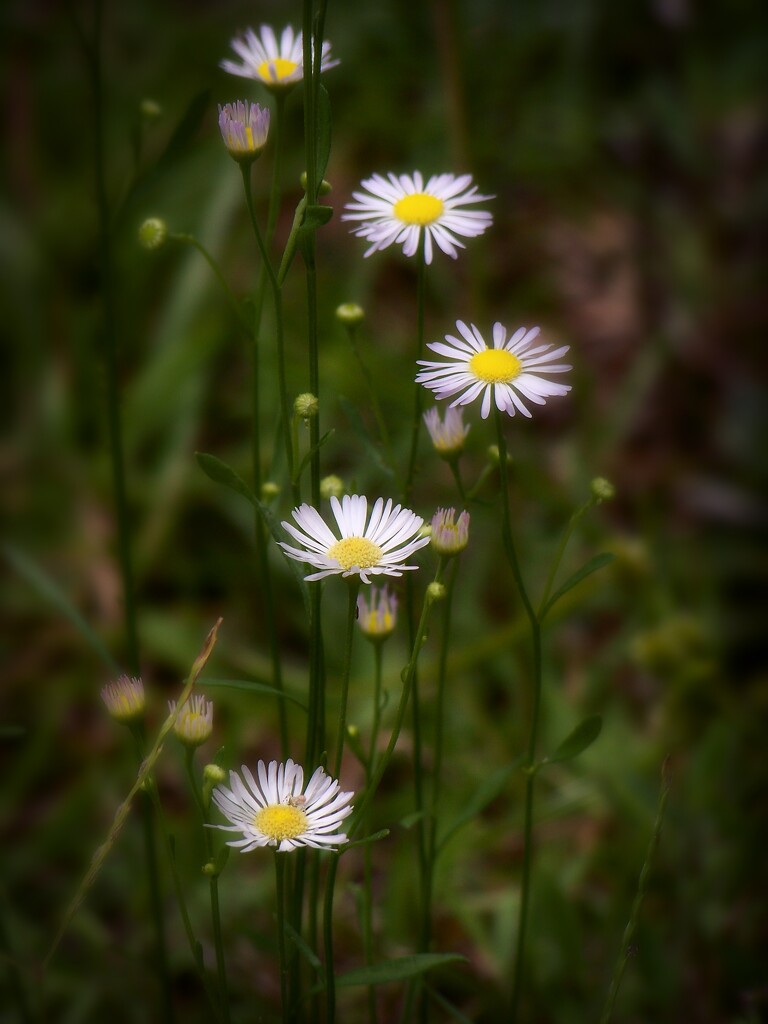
[591,477,616,503]
[294,393,318,419]
[261,481,280,502]
[300,171,332,194]
[427,582,446,603]
[140,99,162,120]
[335,303,365,326]
[138,218,167,250]
[202,861,217,876]
[487,444,512,467]
[320,475,345,500]
[203,764,227,785]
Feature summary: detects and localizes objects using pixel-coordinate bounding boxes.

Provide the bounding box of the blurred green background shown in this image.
[2,0,767,1021]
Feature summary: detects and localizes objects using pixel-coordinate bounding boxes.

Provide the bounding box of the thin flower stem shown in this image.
[275,853,290,1024]
[363,842,378,1024]
[322,854,341,1024]
[333,582,361,778]
[537,499,592,618]
[493,409,542,1023]
[184,750,230,1024]
[404,235,427,502]
[343,322,394,459]
[348,564,445,839]
[240,163,297,502]
[599,761,671,1024]
[369,643,384,775]
[170,234,251,335]
[267,94,286,248]
[448,459,466,503]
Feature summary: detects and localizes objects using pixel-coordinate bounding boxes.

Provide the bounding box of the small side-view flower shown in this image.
[210,759,354,852]
[279,494,431,583]
[220,25,339,90]
[342,171,493,264]
[218,101,270,163]
[416,320,572,419]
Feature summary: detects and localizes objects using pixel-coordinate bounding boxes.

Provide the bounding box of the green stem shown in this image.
[494,410,542,1024]
[537,499,592,617]
[363,842,378,1024]
[369,643,384,776]
[275,853,290,1024]
[322,854,340,1024]
[343,323,394,459]
[240,163,296,502]
[448,459,466,503]
[599,761,671,1024]
[184,750,230,1023]
[171,234,251,335]
[333,582,360,778]
[404,235,427,502]
[267,94,287,248]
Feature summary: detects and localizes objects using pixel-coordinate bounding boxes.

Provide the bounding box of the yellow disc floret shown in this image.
[393,193,445,226]
[469,349,522,384]
[327,537,384,571]
[258,57,299,82]
[255,804,309,841]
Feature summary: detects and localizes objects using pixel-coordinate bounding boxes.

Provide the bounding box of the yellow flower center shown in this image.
[469,349,522,384]
[258,57,300,82]
[255,804,309,841]
[327,537,384,570]
[393,193,445,226]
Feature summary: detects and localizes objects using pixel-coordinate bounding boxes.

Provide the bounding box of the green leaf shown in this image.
[338,396,396,480]
[540,553,615,620]
[547,715,603,764]
[284,920,322,971]
[336,954,466,989]
[399,810,426,830]
[315,84,332,184]
[425,984,475,1023]
[437,754,525,856]
[201,678,308,711]
[294,429,335,484]
[158,89,211,168]
[342,829,390,853]
[3,543,120,673]
[195,452,310,615]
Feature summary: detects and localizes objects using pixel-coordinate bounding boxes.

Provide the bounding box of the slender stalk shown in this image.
[493,410,542,1023]
[240,163,296,501]
[447,459,466,503]
[599,761,671,1024]
[363,841,378,1024]
[404,236,427,501]
[369,643,384,775]
[537,498,592,617]
[333,582,361,778]
[184,750,230,1024]
[170,234,251,335]
[275,853,290,1024]
[322,854,341,1024]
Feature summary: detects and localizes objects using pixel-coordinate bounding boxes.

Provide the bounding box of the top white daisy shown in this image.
[210,759,353,853]
[416,320,572,419]
[342,172,493,264]
[279,494,431,584]
[220,25,339,90]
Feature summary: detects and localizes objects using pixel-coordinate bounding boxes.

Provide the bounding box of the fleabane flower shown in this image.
[210,759,353,852]
[416,320,572,419]
[220,25,338,91]
[218,101,270,163]
[357,586,398,641]
[423,406,470,458]
[431,508,470,556]
[101,675,145,723]
[279,495,431,584]
[169,694,214,748]
[342,172,493,265]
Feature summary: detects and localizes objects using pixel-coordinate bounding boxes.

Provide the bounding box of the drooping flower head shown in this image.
[416,320,572,419]
[101,675,145,723]
[357,586,398,641]
[423,406,470,458]
[431,508,470,557]
[280,495,431,584]
[169,694,214,748]
[342,172,493,265]
[220,25,339,91]
[218,101,270,163]
[210,759,353,852]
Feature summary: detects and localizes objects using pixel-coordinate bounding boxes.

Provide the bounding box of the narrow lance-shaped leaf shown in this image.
[336,953,466,989]
[546,715,603,765]
[540,553,615,620]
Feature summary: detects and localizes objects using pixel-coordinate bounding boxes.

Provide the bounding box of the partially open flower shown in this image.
[101,675,145,723]
[431,508,470,557]
[218,101,270,164]
[169,694,214,748]
[357,586,398,642]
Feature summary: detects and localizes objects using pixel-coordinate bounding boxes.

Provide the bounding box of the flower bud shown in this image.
[101,675,145,724]
[169,694,213,748]
[218,101,270,164]
[140,98,162,120]
[431,508,470,556]
[294,393,319,419]
[357,586,397,643]
[423,407,469,458]
[427,582,446,603]
[203,764,227,785]
[335,302,365,326]
[261,481,280,502]
[320,475,345,500]
[487,444,512,467]
[591,477,616,503]
[138,218,167,250]
[300,171,332,194]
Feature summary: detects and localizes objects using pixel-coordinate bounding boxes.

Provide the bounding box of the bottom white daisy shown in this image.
[210,759,354,852]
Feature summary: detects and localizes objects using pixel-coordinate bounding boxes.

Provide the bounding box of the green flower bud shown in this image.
[294,393,319,419]
[320,475,345,500]
[261,481,280,502]
[427,582,446,603]
[591,477,616,503]
[335,302,365,326]
[138,218,167,250]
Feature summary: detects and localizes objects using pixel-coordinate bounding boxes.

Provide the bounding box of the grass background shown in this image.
[2,0,767,1021]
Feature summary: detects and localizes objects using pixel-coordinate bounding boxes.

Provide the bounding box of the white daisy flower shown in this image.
[423,405,470,457]
[416,320,572,419]
[279,494,431,584]
[342,171,493,265]
[210,759,353,853]
[220,25,339,90]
